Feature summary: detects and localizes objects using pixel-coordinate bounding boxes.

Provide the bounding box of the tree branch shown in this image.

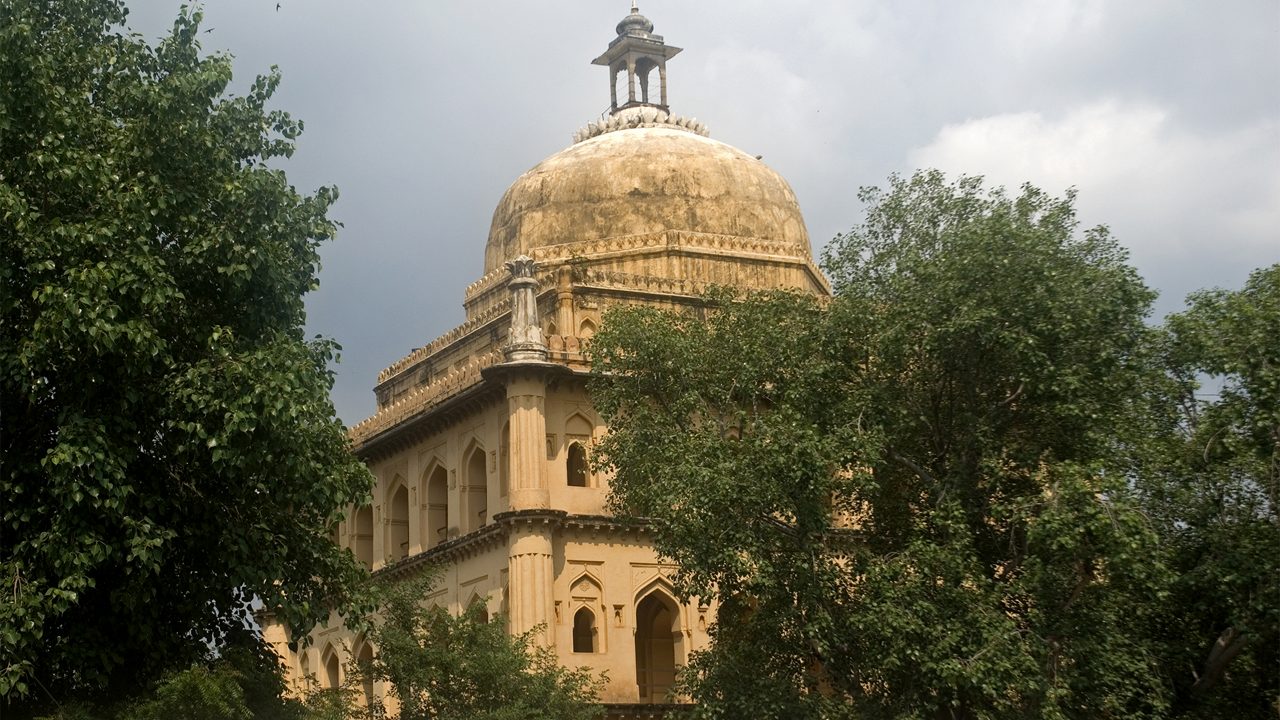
[1191,626,1248,696]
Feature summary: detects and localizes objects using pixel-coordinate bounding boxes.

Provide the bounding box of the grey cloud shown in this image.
[122,1,1278,423]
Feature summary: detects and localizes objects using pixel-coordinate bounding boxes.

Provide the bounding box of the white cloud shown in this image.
[909,101,1280,264]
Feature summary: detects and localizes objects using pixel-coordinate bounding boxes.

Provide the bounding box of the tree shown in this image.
[589,171,1174,718]
[1139,264,1279,717]
[0,0,373,707]
[356,573,604,720]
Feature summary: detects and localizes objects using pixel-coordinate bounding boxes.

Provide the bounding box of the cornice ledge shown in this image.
[351,349,503,444]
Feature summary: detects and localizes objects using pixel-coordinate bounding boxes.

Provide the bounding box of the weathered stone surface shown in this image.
[485,126,810,275]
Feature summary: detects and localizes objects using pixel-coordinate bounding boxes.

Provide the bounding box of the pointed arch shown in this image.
[565,412,594,438]
[320,643,341,690]
[386,476,409,563]
[466,591,490,624]
[569,570,604,599]
[298,649,312,690]
[354,636,376,709]
[423,460,449,547]
[352,505,373,570]
[578,317,597,340]
[573,607,598,653]
[463,440,488,533]
[565,412,594,488]
[635,589,680,703]
[566,441,589,487]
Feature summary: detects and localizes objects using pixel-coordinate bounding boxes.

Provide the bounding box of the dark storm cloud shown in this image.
[124,1,1279,424]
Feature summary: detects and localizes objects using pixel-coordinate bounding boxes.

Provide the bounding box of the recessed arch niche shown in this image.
[634,588,681,703]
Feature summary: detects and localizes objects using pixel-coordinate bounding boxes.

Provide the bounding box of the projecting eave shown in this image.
[591,38,682,67]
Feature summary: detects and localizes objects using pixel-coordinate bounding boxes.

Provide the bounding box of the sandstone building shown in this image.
[264,6,828,715]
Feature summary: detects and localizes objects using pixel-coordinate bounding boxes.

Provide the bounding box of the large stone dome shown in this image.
[483,117,812,274]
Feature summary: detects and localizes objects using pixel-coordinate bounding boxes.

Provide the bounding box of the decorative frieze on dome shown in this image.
[572,106,708,144]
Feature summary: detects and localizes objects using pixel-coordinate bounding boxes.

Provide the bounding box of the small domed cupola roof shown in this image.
[615,4,654,36]
[593,4,681,113]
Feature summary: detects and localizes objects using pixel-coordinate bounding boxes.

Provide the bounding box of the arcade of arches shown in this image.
[260,5,828,716]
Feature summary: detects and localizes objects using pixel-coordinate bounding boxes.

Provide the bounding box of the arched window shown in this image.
[322,645,340,689]
[465,445,487,533]
[468,594,490,624]
[635,593,678,702]
[426,464,448,547]
[567,442,589,487]
[353,506,373,570]
[299,651,312,688]
[579,318,597,340]
[356,640,375,709]
[573,607,597,653]
[387,482,409,563]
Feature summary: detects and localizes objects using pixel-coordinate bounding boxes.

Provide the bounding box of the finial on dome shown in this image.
[593,6,682,114]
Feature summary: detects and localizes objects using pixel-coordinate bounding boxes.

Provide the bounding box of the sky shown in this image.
[124,1,1280,425]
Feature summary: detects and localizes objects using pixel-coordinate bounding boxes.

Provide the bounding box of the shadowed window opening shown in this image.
[567,442,589,487]
[573,607,597,653]
[388,483,409,562]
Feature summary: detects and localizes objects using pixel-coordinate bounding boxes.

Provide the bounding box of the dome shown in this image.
[484,121,812,274]
[615,10,654,36]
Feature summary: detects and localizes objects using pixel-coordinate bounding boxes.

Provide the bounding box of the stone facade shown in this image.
[262,7,828,717]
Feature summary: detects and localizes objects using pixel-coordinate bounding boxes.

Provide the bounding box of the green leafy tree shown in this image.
[359,573,604,720]
[0,0,372,708]
[1140,264,1279,717]
[590,171,1174,718]
[31,644,333,720]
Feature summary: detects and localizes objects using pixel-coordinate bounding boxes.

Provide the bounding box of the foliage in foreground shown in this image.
[1140,264,1279,718]
[28,570,607,720]
[589,171,1279,718]
[356,573,605,720]
[30,644,319,720]
[0,0,373,707]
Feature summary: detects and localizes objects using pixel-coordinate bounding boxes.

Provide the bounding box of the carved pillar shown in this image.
[659,63,668,106]
[506,368,549,510]
[501,256,552,511]
[508,523,555,646]
[555,265,574,338]
[626,57,637,104]
[504,256,547,363]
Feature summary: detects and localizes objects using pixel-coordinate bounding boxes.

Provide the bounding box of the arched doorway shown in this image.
[465,444,487,533]
[352,506,373,570]
[355,639,375,709]
[635,593,678,702]
[425,464,448,547]
[387,483,409,562]
[321,645,340,690]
